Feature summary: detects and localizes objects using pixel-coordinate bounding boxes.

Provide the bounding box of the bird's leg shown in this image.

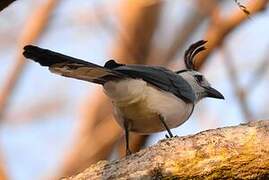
[165,134,170,139]
[124,120,132,156]
[159,115,174,138]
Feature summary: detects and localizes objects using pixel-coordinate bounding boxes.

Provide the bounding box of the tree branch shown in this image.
[195,0,268,69]
[147,0,218,65]
[65,120,269,179]
[221,46,254,121]
[0,0,60,119]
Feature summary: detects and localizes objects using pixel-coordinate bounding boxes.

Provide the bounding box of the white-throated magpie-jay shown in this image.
[23,40,224,155]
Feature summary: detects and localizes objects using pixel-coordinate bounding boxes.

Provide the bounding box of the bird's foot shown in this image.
[165,134,178,139]
[165,134,174,139]
[165,134,169,138]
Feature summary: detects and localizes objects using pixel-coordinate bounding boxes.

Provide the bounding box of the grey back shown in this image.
[113,65,196,103]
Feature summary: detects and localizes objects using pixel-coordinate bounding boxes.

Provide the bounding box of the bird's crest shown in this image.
[184,40,207,70]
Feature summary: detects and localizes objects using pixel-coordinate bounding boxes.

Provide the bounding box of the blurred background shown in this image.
[0,0,268,179]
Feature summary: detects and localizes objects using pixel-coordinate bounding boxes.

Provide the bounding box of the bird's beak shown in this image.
[205,87,224,99]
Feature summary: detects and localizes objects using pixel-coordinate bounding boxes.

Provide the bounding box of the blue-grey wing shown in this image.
[113,64,196,103]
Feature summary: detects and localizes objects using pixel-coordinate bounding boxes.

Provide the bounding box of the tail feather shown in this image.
[23,45,101,67]
[23,45,123,84]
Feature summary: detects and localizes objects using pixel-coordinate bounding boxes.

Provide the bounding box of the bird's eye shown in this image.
[195,75,203,82]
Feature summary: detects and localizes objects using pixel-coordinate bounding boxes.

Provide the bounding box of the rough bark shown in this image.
[64,120,269,179]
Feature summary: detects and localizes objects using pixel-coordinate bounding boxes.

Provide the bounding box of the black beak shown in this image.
[205,87,224,99]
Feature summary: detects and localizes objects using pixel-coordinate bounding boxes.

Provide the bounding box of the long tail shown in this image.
[23,45,124,84]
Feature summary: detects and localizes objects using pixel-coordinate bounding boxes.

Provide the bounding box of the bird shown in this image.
[23,40,224,156]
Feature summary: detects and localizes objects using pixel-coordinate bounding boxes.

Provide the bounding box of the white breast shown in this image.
[103,78,147,104]
[144,85,193,128]
[103,79,193,134]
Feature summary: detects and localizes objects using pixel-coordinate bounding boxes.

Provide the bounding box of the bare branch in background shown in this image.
[0,0,16,12]
[247,47,269,92]
[112,0,162,64]
[222,45,269,121]
[0,1,60,178]
[221,45,254,121]
[59,0,162,177]
[234,0,250,16]
[3,96,66,124]
[0,0,61,119]
[0,152,8,180]
[148,0,218,65]
[194,0,267,69]
[117,134,148,158]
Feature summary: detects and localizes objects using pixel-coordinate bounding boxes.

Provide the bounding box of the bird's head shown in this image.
[177,40,224,102]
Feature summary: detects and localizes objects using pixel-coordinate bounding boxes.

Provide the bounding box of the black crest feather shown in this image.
[184,40,207,70]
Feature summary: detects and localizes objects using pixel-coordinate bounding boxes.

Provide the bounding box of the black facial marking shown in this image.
[194,74,203,83]
[175,69,189,74]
